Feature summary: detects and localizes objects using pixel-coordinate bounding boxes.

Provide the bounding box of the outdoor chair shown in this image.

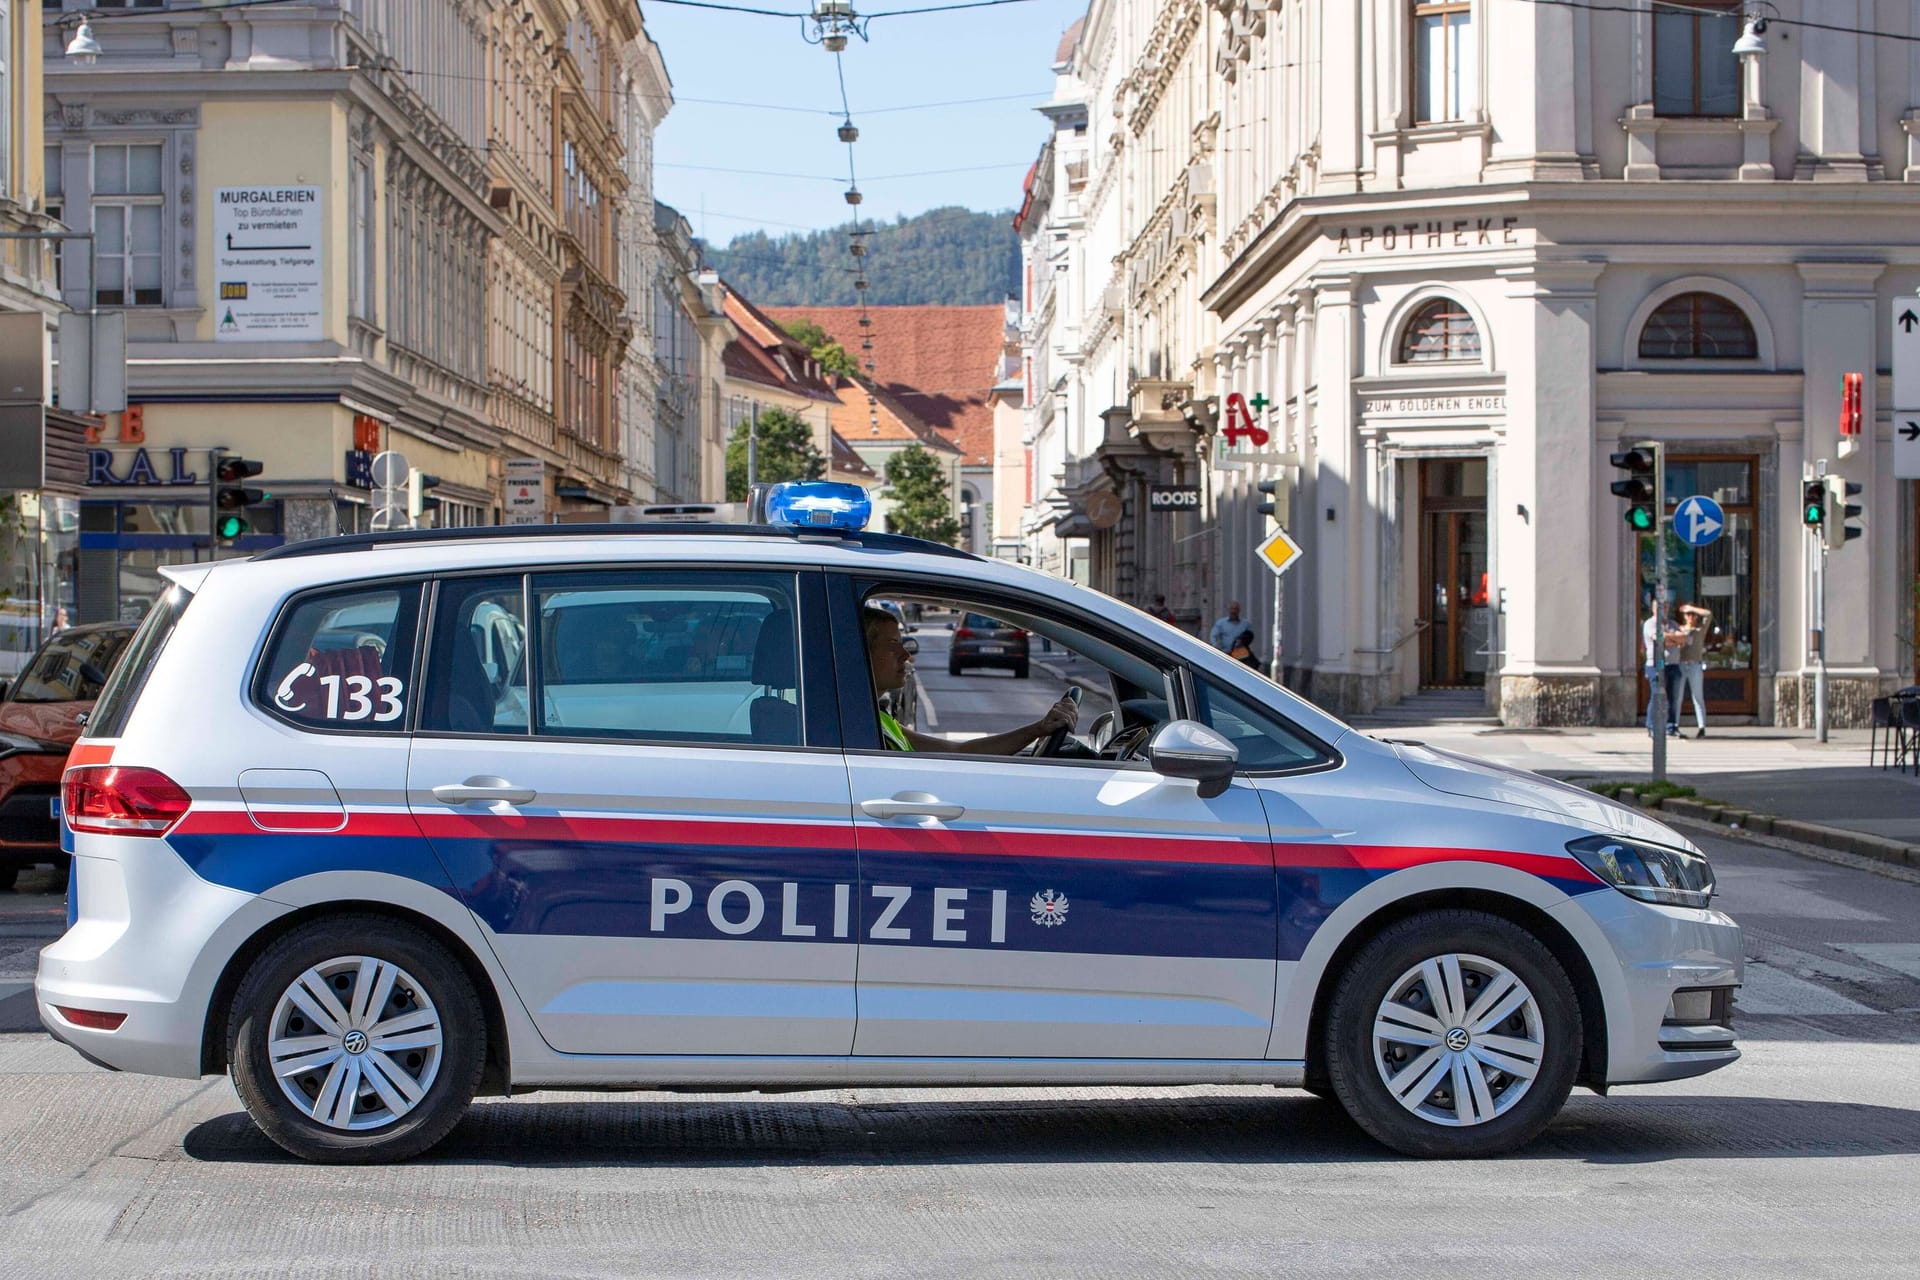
[1898,695,1920,775]
[1870,696,1898,769]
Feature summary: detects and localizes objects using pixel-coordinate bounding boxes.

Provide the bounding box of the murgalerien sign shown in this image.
[1333,216,1522,255]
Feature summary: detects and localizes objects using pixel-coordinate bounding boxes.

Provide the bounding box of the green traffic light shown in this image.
[1626,507,1655,531]
[218,515,247,540]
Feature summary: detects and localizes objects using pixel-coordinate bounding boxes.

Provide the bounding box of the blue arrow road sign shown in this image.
[1674,494,1726,548]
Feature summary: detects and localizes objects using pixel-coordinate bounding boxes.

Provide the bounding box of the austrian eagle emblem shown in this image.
[1030,889,1069,927]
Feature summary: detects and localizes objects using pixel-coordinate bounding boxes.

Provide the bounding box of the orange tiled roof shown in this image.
[722,286,841,403]
[762,305,1006,467]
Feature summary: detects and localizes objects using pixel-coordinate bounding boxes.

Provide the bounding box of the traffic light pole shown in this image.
[1650,441,1667,783]
[1812,459,1829,744]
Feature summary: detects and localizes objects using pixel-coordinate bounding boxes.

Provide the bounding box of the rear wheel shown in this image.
[1013,661,1030,679]
[228,915,485,1163]
[948,661,963,676]
[1324,910,1580,1158]
[0,867,17,893]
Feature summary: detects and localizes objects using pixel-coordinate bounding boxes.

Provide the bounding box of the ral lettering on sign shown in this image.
[1147,485,1202,512]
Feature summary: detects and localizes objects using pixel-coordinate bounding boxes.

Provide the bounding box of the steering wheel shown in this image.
[1036,685,1083,757]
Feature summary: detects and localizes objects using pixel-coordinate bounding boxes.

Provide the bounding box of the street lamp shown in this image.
[1731,17,1767,57]
[64,20,102,66]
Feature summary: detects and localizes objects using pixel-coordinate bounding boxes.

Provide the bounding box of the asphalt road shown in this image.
[3,699,1920,1275]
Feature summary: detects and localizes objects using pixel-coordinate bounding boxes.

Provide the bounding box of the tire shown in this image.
[1324,909,1581,1158]
[948,661,963,677]
[227,914,486,1163]
[50,855,71,884]
[0,866,17,893]
[1013,661,1030,679]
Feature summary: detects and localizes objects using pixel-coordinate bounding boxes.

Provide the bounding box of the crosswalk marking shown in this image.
[1834,943,1920,983]
[1735,964,1880,1016]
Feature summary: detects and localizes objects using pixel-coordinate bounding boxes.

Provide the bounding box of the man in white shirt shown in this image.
[1641,599,1683,737]
[1209,601,1245,651]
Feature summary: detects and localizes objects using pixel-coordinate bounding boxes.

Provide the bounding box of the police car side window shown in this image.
[527,571,803,747]
[421,575,529,736]
[1195,680,1332,773]
[258,583,423,733]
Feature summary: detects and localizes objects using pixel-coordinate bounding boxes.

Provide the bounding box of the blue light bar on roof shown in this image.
[764,481,873,532]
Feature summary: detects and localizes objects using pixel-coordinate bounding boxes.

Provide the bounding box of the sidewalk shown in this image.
[1342,717,1920,862]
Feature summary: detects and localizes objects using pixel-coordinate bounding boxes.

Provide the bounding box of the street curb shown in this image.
[1639,794,1920,870]
[1653,809,1920,886]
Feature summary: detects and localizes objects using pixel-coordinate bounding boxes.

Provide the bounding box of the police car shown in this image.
[36,482,1740,1163]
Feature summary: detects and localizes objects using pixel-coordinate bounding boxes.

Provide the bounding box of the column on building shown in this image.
[1497,261,1604,726]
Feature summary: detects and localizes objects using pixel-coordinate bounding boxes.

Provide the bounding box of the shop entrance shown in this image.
[1633,455,1758,717]
[1419,459,1491,689]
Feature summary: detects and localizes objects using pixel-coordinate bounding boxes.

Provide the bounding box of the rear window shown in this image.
[85,587,191,739]
[9,626,134,704]
[256,583,423,733]
[962,613,1011,630]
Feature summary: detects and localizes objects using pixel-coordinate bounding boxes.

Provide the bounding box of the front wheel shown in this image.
[228,915,486,1163]
[1324,909,1581,1158]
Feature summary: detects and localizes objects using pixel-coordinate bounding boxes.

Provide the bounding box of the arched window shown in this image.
[1638,292,1757,360]
[1397,297,1481,363]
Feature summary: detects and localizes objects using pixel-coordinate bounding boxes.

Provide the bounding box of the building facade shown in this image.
[1,0,82,677]
[41,0,671,619]
[1021,1,1920,724]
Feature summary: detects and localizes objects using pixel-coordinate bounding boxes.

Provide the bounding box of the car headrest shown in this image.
[751,609,796,689]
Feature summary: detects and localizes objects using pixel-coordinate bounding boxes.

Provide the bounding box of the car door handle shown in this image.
[433,777,537,806]
[860,794,966,821]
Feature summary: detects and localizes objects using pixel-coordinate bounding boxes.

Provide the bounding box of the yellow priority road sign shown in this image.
[1255,527,1304,578]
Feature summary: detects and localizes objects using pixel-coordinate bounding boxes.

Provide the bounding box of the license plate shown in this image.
[979,644,1005,655]
[49,796,61,818]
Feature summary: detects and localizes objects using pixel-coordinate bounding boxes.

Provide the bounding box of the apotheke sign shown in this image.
[1333,216,1522,255]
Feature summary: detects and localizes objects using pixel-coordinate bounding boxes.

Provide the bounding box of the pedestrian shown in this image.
[1676,602,1713,738]
[1208,600,1245,651]
[1641,597,1683,738]
[1229,627,1261,668]
[1148,594,1178,625]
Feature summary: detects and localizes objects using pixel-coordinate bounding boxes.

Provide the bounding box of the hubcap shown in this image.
[267,955,444,1132]
[1371,952,1545,1128]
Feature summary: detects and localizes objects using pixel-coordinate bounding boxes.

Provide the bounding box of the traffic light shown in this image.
[1255,477,1282,523]
[1801,480,1826,531]
[407,470,442,527]
[1609,447,1658,531]
[1825,475,1863,545]
[211,451,266,544]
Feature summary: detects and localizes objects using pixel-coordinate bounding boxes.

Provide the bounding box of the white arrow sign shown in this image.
[1895,295,1920,412]
[1898,415,1920,480]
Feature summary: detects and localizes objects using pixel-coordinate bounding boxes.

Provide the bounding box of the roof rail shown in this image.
[248,522,982,563]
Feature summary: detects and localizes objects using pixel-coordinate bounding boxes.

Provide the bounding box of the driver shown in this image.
[863,606,1079,753]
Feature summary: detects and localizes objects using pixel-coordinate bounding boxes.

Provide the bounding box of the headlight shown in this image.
[1566,834,1714,908]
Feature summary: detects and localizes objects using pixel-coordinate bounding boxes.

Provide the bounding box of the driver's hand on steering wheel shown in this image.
[1037,693,1081,738]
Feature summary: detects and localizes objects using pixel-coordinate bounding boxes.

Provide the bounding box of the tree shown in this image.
[725,407,825,502]
[882,445,960,545]
[702,207,1021,305]
[780,319,859,380]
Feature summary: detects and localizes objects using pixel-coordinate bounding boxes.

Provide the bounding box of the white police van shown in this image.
[37,483,1740,1162]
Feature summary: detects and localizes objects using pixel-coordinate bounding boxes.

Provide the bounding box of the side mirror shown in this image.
[902,636,920,657]
[1147,720,1239,799]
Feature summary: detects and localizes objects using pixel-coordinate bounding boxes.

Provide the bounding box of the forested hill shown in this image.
[703,207,1020,306]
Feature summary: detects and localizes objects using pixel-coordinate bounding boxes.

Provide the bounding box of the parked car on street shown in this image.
[0,621,137,891]
[949,611,1030,678]
[39,483,1739,1164]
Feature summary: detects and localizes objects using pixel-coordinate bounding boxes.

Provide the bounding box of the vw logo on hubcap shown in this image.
[1444,1027,1471,1053]
[341,1029,369,1055]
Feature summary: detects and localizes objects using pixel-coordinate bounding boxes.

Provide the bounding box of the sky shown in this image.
[640,0,1088,247]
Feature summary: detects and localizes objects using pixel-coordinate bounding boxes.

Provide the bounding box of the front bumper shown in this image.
[35,837,287,1078]
[1554,888,1743,1086]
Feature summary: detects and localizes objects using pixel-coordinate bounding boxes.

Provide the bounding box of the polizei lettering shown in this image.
[648,878,1016,944]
